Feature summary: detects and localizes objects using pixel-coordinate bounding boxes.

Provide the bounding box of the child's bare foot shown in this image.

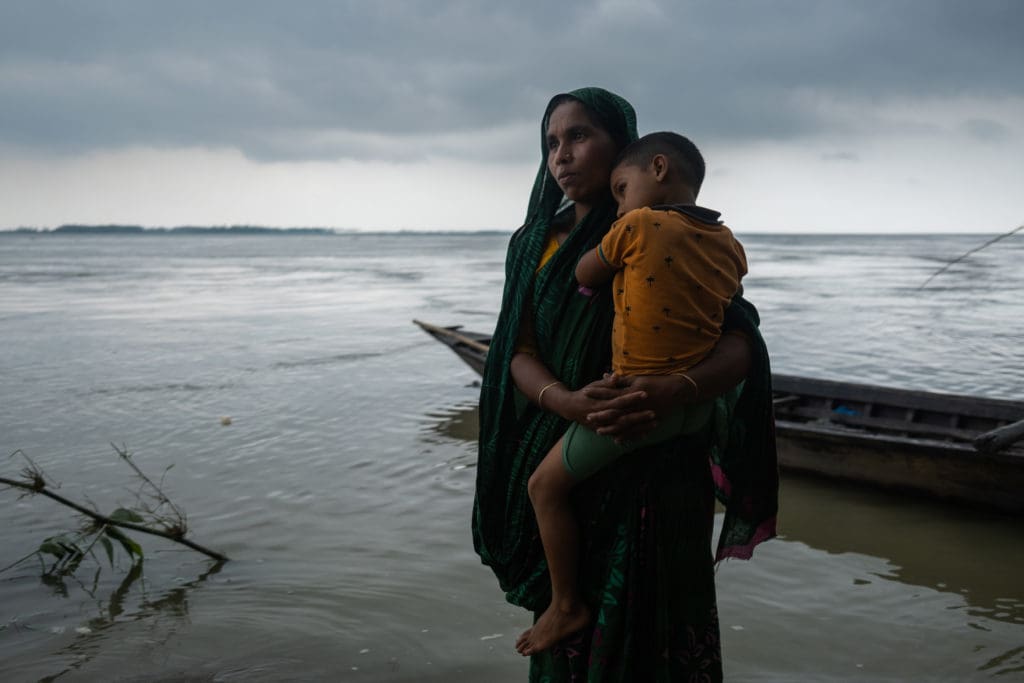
[515,602,591,656]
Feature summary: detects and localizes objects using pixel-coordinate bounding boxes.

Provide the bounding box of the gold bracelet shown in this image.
[672,372,699,400]
[537,380,562,410]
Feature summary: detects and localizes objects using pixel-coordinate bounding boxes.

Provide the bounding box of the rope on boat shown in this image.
[918,223,1024,290]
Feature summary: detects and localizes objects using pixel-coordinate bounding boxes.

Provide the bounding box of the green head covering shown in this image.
[497,87,639,398]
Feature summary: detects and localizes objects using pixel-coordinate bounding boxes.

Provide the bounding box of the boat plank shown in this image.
[774,373,1023,422]
[780,407,985,443]
[974,417,1024,454]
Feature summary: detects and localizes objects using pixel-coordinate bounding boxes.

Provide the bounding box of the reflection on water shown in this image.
[421,399,481,471]
[423,401,481,446]
[779,474,1024,626]
[5,559,223,682]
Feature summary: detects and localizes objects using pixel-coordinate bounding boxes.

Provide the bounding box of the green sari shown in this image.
[473,87,777,682]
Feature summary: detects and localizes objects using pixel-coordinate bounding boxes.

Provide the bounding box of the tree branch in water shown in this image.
[1,449,228,568]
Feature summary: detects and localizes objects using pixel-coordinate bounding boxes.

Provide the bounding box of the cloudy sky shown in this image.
[1,1,1022,232]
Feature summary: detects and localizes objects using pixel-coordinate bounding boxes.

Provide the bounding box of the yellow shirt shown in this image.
[598,206,747,375]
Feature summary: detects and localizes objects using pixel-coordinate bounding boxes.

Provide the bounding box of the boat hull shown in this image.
[777,421,1024,513]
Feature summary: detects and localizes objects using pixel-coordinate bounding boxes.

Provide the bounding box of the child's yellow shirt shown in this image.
[598,206,746,375]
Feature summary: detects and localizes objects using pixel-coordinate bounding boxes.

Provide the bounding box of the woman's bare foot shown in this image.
[515,602,591,656]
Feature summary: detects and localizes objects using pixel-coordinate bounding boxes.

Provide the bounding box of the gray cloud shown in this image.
[820,152,860,163]
[961,118,1012,143]
[1,0,1022,162]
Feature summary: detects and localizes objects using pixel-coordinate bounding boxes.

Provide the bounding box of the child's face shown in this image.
[610,162,668,217]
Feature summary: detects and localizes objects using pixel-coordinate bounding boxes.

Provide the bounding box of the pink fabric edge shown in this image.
[715,516,777,562]
[710,463,732,498]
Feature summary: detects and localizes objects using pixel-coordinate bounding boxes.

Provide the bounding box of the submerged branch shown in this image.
[0,476,228,563]
[918,223,1024,290]
[112,443,186,525]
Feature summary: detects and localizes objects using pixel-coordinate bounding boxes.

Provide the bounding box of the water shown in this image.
[0,231,1022,681]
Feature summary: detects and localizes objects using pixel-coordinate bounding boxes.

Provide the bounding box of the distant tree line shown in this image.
[8,225,337,235]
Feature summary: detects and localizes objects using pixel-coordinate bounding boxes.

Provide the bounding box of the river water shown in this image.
[1,231,1022,681]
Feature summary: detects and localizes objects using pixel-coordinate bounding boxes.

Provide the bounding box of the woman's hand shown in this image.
[541,375,649,427]
[510,352,648,428]
[584,374,687,441]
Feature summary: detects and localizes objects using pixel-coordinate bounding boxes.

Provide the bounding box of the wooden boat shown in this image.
[413,320,1024,513]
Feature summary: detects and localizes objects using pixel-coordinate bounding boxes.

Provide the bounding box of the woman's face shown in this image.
[545,101,619,213]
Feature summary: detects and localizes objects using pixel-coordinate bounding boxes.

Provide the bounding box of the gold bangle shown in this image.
[672,372,699,400]
[537,380,562,409]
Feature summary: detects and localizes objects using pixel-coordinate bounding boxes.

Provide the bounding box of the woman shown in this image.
[473,87,777,681]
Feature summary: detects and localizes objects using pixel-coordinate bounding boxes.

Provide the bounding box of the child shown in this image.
[516,132,747,656]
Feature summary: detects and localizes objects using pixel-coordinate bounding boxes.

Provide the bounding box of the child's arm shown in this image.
[575,247,617,287]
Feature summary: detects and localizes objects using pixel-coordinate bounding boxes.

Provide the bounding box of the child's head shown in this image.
[610,132,705,216]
